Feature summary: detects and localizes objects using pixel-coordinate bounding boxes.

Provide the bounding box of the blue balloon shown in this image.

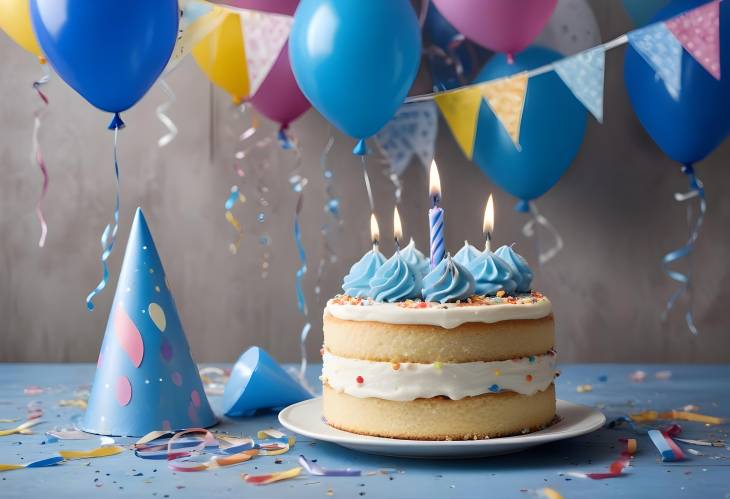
[624,0,730,165]
[289,0,421,148]
[424,2,475,91]
[30,0,178,120]
[473,47,587,209]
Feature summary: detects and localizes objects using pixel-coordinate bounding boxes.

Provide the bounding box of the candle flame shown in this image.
[483,194,494,236]
[393,206,403,245]
[370,213,380,246]
[429,160,441,202]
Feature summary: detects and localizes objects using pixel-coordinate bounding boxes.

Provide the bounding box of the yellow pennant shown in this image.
[479,72,529,150]
[434,86,483,160]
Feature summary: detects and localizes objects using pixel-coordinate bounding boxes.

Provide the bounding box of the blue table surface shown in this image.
[1,363,729,499]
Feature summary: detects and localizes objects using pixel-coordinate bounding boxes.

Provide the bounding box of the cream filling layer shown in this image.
[321,351,556,401]
[325,297,551,329]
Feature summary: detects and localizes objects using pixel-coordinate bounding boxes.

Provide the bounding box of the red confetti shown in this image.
[356,376,364,384]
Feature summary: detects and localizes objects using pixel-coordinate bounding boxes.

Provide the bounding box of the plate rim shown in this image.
[278,397,605,448]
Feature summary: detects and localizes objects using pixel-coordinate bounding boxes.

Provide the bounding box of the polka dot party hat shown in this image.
[82,208,216,436]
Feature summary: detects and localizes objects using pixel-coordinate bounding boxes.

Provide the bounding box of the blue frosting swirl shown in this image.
[422,255,475,303]
[495,245,533,292]
[342,249,385,297]
[400,238,429,279]
[466,251,517,296]
[453,241,481,267]
[369,251,421,302]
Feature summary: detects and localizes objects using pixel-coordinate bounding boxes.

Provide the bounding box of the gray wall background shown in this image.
[1,2,729,364]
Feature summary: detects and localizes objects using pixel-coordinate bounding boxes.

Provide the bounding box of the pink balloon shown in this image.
[432,0,557,56]
[250,46,311,130]
[210,0,297,16]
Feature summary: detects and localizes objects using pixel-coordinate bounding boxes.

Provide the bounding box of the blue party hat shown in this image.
[82,208,217,436]
[223,347,312,417]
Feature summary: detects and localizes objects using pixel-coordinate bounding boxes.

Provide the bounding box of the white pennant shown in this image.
[554,47,606,123]
[239,9,293,96]
[375,101,438,177]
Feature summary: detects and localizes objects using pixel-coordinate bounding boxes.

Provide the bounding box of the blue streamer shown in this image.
[86,118,122,311]
[661,164,706,335]
[314,134,341,298]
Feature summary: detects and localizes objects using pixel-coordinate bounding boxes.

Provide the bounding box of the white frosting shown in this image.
[325,296,551,329]
[321,351,556,401]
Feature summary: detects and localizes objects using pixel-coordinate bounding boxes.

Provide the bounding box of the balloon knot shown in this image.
[506,53,515,64]
[515,199,531,213]
[278,128,293,150]
[352,139,368,156]
[108,113,125,130]
[681,163,695,176]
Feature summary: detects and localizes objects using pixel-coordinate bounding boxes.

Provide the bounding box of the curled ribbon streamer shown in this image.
[58,446,124,460]
[298,454,361,477]
[232,104,269,178]
[31,66,51,247]
[522,202,564,265]
[661,164,706,335]
[0,418,43,437]
[156,79,178,148]
[86,122,122,311]
[0,455,64,472]
[225,185,245,254]
[314,134,341,299]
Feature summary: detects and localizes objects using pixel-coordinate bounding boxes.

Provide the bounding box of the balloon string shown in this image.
[522,202,563,265]
[156,79,178,148]
[285,134,312,388]
[423,38,469,90]
[224,186,246,254]
[86,123,122,311]
[661,164,706,335]
[418,0,430,28]
[360,155,375,212]
[31,66,51,247]
[314,134,341,299]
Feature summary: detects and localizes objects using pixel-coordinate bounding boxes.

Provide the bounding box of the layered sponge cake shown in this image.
[321,292,556,440]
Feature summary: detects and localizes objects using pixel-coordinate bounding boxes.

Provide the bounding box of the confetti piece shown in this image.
[58,399,88,410]
[538,488,563,499]
[655,370,672,380]
[242,466,302,485]
[59,446,124,460]
[573,438,635,479]
[24,386,44,396]
[0,455,64,472]
[630,410,725,425]
[0,418,43,437]
[576,384,593,393]
[675,437,726,447]
[682,404,700,412]
[649,430,682,462]
[299,455,361,477]
[629,370,646,382]
[687,448,703,456]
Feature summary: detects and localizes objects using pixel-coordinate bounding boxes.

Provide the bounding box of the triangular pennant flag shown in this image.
[239,9,293,96]
[554,47,606,123]
[166,3,227,73]
[434,86,483,160]
[666,0,721,80]
[374,101,438,176]
[628,23,683,100]
[479,72,529,150]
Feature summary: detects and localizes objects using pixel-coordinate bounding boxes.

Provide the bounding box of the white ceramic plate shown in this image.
[279,397,605,458]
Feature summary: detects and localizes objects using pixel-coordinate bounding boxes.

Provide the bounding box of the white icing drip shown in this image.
[321,351,556,401]
[325,297,551,329]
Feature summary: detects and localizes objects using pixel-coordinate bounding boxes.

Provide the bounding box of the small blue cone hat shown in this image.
[223,347,312,417]
[82,208,216,436]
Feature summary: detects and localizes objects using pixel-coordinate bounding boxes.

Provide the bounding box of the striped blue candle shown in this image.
[429,205,445,269]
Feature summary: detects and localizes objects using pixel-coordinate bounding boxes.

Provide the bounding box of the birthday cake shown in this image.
[321,231,557,440]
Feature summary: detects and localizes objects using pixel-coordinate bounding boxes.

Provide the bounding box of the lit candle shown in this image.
[370,212,380,253]
[428,160,445,269]
[393,206,403,251]
[483,194,494,252]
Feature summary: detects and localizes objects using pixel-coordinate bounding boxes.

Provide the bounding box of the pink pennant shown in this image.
[666,0,721,79]
[114,305,144,368]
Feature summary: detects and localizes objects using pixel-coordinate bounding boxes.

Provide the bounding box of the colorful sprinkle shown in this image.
[391,362,401,371]
[356,376,364,385]
[494,369,502,377]
[489,384,500,393]
[525,374,533,382]
[433,361,442,370]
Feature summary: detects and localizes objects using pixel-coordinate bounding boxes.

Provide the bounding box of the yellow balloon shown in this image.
[192,12,250,103]
[0,0,45,62]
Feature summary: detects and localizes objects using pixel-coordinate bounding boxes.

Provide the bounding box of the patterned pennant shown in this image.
[479,72,529,150]
[628,23,683,100]
[434,86,483,160]
[374,101,438,176]
[167,3,227,72]
[554,47,606,123]
[666,0,721,80]
[239,10,293,96]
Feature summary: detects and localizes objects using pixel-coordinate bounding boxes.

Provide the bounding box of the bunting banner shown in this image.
[479,72,529,150]
[554,47,606,123]
[627,22,683,100]
[434,85,482,159]
[374,101,438,177]
[166,2,227,73]
[239,9,293,96]
[666,0,721,80]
